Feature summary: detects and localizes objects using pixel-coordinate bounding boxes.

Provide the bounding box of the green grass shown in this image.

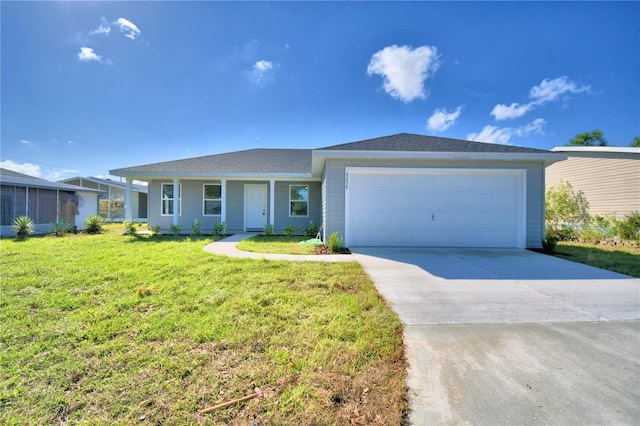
[236,235,320,255]
[0,228,406,425]
[551,242,640,277]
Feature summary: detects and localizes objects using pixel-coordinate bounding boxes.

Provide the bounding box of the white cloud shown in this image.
[1,160,41,177]
[367,44,440,103]
[491,76,591,120]
[47,168,79,181]
[115,17,141,40]
[515,118,546,137]
[78,47,111,64]
[19,139,32,145]
[89,18,111,35]
[250,60,277,83]
[468,118,546,145]
[529,76,591,103]
[427,106,463,132]
[490,102,534,120]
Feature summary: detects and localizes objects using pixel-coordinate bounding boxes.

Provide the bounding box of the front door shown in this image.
[245,184,267,230]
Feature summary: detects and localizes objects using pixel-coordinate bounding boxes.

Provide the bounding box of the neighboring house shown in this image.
[59,176,148,222]
[546,146,640,218]
[110,133,565,248]
[0,168,103,237]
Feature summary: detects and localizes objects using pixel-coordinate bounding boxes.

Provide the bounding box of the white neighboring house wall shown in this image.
[546,147,640,217]
[75,190,101,231]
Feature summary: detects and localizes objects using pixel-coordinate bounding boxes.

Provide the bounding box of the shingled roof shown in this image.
[111,148,312,176]
[318,133,551,154]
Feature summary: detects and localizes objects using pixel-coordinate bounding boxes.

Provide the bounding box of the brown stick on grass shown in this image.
[198,387,262,415]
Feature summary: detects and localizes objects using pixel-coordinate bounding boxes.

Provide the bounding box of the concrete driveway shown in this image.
[351,248,640,425]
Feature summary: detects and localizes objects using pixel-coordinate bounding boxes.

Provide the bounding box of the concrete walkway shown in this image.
[203,233,353,262]
[204,236,640,425]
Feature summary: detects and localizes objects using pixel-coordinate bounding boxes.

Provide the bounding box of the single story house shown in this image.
[59,176,148,222]
[0,168,103,237]
[109,133,566,248]
[546,146,640,218]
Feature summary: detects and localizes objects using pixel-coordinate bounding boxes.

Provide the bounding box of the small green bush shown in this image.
[212,222,227,238]
[51,220,72,237]
[302,223,319,238]
[149,225,161,236]
[191,219,202,237]
[263,224,275,237]
[616,212,640,240]
[541,235,558,253]
[327,231,344,253]
[169,223,183,236]
[13,216,35,240]
[577,215,617,243]
[283,223,296,237]
[84,214,105,234]
[545,180,590,240]
[124,221,139,236]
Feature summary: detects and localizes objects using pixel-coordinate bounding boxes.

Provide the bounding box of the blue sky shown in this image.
[1,1,639,181]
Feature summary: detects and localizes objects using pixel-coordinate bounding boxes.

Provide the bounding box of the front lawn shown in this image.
[236,235,320,255]
[551,242,640,277]
[0,232,406,424]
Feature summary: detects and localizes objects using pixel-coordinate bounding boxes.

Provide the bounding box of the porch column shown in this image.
[172,178,179,226]
[125,179,133,222]
[220,179,227,224]
[269,180,275,227]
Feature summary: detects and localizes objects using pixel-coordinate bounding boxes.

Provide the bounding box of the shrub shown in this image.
[541,235,558,253]
[263,224,275,236]
[577,215,617,243]
[545,180,590,240]
[302,223,319,238]
[283,223,296,237]
[169,223,183,236]
[13,216,35,240]
[616,211,640,240]
[84,214,105,234]
[212,222,227,238]
[327,231,344,253]
[51,220,72,237]
[191,219,202,237]
[124,221,139,236]
[149,225,161,236]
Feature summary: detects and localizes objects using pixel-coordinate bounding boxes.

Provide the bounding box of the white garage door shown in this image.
[345,167,526,248]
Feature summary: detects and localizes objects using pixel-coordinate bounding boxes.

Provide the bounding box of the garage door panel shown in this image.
[347,168,525,248]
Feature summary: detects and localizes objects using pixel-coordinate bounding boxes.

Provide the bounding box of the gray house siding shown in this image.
[148,179,227,233]
[273,181,321,234]
[147,179,320,234]
[322,158,546,248]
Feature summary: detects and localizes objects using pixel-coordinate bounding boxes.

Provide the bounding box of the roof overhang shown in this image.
[311,150,568,176]
[551,146,640,154]
[108,170,316,182]
[0,176,105,193]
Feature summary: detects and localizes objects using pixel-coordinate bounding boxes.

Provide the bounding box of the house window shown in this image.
[161,183,181,216]
[290,185,309,217]
[203,184,221,215]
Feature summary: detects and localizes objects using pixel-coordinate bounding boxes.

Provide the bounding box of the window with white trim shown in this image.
[161,183,181,216]
[289,185,309,217]
[203,184,222,215]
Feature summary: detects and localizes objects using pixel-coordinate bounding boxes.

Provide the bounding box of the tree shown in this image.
[632,136,640,147]
[545,180,590,240]
[566,130,608,146]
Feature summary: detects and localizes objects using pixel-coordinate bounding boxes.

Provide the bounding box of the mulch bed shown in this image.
[315,245,351,255]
